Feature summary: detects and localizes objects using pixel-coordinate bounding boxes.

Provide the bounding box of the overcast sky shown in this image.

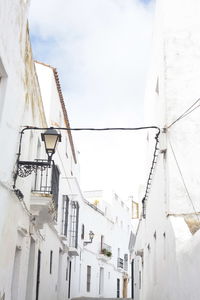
[29,0,155,200]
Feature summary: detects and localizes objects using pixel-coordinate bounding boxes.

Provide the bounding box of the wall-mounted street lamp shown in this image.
[83,230,95,246]
[41,128,62,162]
[13,127,61,192]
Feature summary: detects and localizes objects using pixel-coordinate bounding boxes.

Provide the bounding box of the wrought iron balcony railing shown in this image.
[32,159,52,194]
[117,257,124,269]
[31,160,60,209]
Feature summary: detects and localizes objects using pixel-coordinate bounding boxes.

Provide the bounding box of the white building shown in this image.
[0,1,80,298]
[0,2,135,300]
[132,1,200,300]
[70,189,132,298]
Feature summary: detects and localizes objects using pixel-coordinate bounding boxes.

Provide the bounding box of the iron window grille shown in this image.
[51,164,60,209]
[69,201,79,248]
[81,224,85,240]
[117,257,124,269]
[124,254,128,271]
[62,195,69,236]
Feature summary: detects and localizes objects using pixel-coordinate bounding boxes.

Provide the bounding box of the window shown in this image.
[124,254,128,271]
[87,265,91,292]
[100,235,104,251]
[66,257,69,281]
[155,77,159,94]
[139,271,142,289]
[51,164,60,210]
[62,195,69,236]
[117,248,120,258]
[81,224,85,240]
[69,201,79,248]
[132,201,139,219]
[50,250,53,274]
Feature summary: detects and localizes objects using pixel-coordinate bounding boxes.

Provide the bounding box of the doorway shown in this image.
[123,278,128,298]
[26,238,36,300]
[68,261,72,298]
[117,278,120,298]
[99,267,104,296]
[131,259,134,299]
[11,246,21,300]
[36,250,41,300]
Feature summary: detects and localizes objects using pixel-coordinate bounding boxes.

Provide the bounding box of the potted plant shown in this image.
[106,251,112,257]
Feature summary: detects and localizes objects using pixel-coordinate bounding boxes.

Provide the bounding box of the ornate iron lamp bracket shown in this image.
[17,161,50,178]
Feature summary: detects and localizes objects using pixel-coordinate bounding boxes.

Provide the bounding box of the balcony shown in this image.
[98,242,112,262]
[117,257,124,269]
[30,160,59,228]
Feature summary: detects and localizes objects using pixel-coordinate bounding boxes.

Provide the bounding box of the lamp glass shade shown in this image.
[89,231,94,240]
[41,128,61,157]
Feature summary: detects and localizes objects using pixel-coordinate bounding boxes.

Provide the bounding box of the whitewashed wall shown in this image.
[133,1,200,300]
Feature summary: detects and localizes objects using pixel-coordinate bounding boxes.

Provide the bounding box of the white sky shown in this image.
[29,0,155,200]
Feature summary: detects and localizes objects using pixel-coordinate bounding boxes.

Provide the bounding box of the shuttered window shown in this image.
[51,164,60,209]
[69,201,79,248]
[62,195,69,236]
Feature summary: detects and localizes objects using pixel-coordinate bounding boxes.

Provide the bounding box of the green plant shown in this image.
[101,248,112,257]
[106,251,112,257]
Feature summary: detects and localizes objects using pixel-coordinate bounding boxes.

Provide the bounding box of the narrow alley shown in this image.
[1,1,200,300]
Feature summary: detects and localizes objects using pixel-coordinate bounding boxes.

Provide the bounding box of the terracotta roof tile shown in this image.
[35,60,77,164]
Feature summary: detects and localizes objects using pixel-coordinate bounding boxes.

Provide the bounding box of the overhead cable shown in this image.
[167,98,200,128]
[169,138,200,223]
[18,125,161,215]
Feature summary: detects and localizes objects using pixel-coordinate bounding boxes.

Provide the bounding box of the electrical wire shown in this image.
[15,125,161,219]
[167,98,200,128]
[142,130,160,218]
[169,138,200,223]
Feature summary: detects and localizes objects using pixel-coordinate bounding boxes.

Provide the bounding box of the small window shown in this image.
[156,77,159,94]
[50,250,53,274]
[87,265,91,292]
[81,224,85,240]
[139,271,142,289]
[66,257,69,281]
[100,235,104,251]
[69,201,79,248]
[62,195,69,236]
[132,201,139,219]
[117,248,120,258]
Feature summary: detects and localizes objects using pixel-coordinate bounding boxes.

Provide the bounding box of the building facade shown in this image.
[70,189,132,298]
[132,1,200,300]
[0,1,133,300]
